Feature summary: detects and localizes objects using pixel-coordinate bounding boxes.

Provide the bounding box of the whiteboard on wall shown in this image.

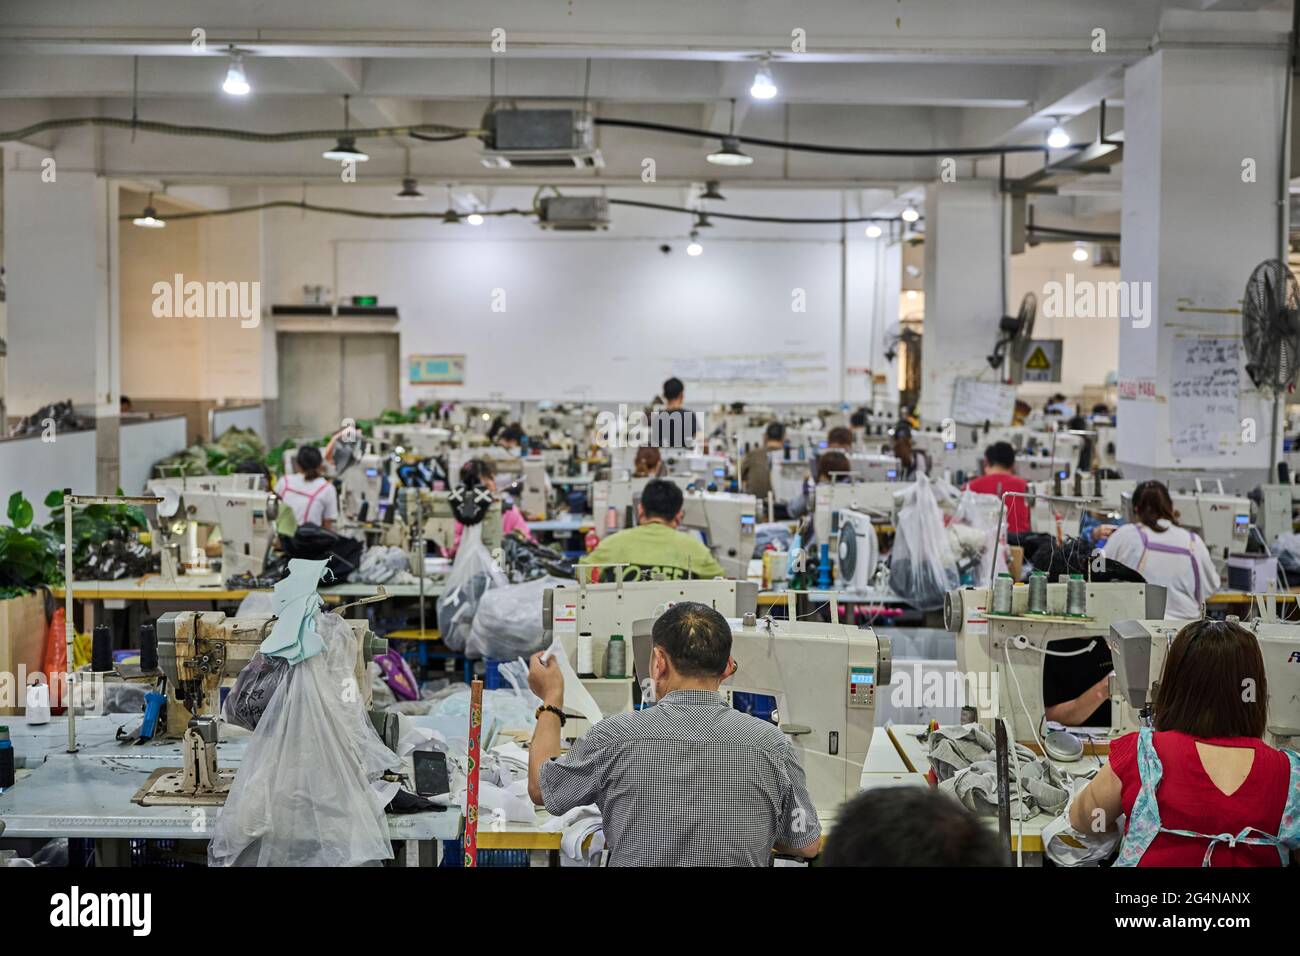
[951,378,1016,426]
[1168,335,1241,460]
[336,238,843,404]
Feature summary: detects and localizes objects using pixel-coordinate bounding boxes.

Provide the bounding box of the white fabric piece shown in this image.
[208,611,398,867]
[541,805,606,866]
[538,639,603,726]
[1042,777,1124,866]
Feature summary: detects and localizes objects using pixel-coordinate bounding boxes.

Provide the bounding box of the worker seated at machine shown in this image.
[788,451,852,550]
[890,424,930,479]
[1094,479,1220,620]
[632,445,665,478]
[739,421,785,505]
[579,478,724,581]
[964,441,1031,539]
[1069,619,1300,866]
[274,446,339,532]
[824,425,854,455]
[496,421,527,454]
[449,458,534,554]
[823,787,1004,867]
[525,602,822,866]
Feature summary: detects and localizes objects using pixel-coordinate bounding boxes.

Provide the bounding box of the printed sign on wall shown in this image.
[409,354,466,386]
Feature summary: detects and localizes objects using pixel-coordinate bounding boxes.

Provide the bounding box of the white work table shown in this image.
[0,717,461,849]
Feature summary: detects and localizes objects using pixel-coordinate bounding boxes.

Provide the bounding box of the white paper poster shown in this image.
[1169,336,1240,459]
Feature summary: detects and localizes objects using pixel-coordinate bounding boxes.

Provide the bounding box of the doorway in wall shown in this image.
[276,331,399,442]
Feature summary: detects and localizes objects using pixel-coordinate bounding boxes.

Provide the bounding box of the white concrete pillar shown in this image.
[3,170,120,491]
[1117,45,1288,480]
[919,180,1005,423]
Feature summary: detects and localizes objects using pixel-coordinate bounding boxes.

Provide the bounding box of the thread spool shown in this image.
[991,573,1013,615]
[606,634,626,679]
[577,633,595,678]
[1066,573,1088,617]
[92,624,114,674]
[139,620,158,672]
[1027,572,1049,615]
[25,683,51,725]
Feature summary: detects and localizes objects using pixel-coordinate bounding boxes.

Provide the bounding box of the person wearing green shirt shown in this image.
[580,479,725,581]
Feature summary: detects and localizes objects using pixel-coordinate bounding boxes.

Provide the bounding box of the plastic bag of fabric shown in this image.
[1270,531,1300,577]
[222,652,290,732]
[889,474,960,610]
[465,575,567,660]
[950,490,1003,587]
[208,611,399,867]
[436,523,505,651]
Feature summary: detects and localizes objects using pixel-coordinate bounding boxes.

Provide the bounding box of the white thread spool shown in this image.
[26,681,51,725]
[576,633,595,676]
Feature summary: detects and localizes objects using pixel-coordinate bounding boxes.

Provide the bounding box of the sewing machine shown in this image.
[518,457,549,519]
[130,609,388,805]
[590,476,693,537]
[147,476,275,580]
[629,606,892,813]
[385,487,503,554]
[679,490,757,579]
[543,576,759,731]
[943,581,1167,744]
[1151,485,1250,570]
[1257,482,1300,545]
[1108,618,1300,747]
[1027,477,1135,536]
[812,480,904,546]
[338,450,387,524]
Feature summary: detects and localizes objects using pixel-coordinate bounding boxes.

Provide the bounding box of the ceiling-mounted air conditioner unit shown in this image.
[538,195,610,231]
[480,108,604,170]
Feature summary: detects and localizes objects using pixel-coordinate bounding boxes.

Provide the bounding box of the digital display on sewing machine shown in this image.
[886,470,897,479]
[1235,515,1249,526]
[847,666,875,708]
[945,442,956,450]
[1057,470,1068,479]
[740,515,756,527]
[713,467,726,478]
[366,468,379,477]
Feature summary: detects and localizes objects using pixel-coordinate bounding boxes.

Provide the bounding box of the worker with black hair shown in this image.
[649,376,697,449]
[740,421,785,503]
[579,478,723,581]
[274,445,339,531]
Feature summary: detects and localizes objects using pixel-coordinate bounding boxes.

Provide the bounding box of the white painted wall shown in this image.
[0,429,96,509]
[1009,242,1120,401]
[261,184,901,408]
[4,170,117,417]
[119,415,188,494]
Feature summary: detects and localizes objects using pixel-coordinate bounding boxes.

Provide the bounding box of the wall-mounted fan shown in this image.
[1242,259,1300,476]
[986,292,1037,383]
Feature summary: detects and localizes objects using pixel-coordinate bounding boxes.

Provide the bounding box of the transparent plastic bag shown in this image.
[436,523,506,651]
[465,575,567,660]
[889,473,960,610]
[208,611,399,867]
[951,490,1004,587]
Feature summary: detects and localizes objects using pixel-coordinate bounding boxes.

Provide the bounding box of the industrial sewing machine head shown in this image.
[337,448,388,526]
[629,605,892,814]
[1108,617,1300,748]
[812,479,903,547]
[1154,483,1251,572]
[133,610,387,806]
[146,475,275,580]
[678,490,757,579]
[944,581,1167,745]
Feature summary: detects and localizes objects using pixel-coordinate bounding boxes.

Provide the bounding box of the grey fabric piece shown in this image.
[929,723,1071,819]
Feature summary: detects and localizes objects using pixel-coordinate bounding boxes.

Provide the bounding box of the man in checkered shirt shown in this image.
[526,602,822,866]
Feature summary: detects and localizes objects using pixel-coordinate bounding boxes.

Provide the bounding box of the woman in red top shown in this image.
[1070,619,1300,866]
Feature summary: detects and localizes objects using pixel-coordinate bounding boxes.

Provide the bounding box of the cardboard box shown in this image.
[0,591,50,716]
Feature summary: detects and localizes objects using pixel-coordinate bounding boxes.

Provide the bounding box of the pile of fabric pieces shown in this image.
[926,723,1072,822]
[350,545,429,586]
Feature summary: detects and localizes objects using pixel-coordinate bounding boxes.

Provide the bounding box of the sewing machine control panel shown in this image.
[847,665,875,708]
